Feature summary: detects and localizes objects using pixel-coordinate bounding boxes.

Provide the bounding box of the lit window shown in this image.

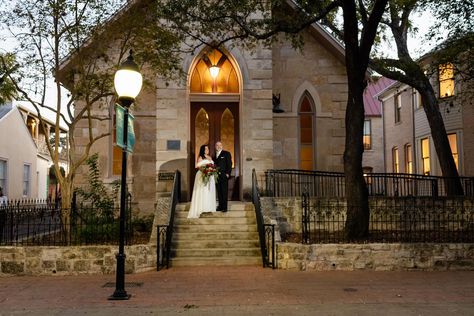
[0,159,7,194]
[448,133,458,170]
[299,94,314,171]
[421,138,430,175]
[392,147,399,173]
[405,144,413,174]
[439,63,455,98]
[394,93,401,123]
[363,120,372,150]
[23,164,30,197]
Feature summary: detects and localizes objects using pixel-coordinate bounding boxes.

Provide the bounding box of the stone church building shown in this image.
[60,4,378,215]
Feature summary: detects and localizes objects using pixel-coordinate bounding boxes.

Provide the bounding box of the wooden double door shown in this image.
[190,102,240,200]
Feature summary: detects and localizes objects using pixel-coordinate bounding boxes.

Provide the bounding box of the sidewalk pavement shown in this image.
[1,266,473,315]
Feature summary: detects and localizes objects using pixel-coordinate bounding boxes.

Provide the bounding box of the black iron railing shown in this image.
[264,169,474,198]
[301,193,474,243]
[156,224,168,270]
[0,194,133,246]
[252,169,275,269]
[156,170,181,271]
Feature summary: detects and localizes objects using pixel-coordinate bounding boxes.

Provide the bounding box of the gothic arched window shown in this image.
[299,93,315,171]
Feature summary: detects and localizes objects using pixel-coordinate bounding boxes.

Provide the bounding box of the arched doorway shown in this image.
[189,48,241,200]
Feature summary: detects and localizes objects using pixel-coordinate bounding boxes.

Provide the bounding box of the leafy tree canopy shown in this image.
[0,53,18,104]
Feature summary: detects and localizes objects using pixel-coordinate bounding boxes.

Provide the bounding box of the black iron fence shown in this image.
[0,194,133,246]
[252,169,276,269]
[301,192,474,243]
[157,170,181,271]
[264,169,474,198]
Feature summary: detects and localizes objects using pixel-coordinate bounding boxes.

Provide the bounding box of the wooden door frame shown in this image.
[190,101,241,200]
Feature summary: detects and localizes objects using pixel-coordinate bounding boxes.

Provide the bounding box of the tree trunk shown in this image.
[340,0,379,240]
[418,83,464,195]
[59,178,74,244]
[343,85,370,239]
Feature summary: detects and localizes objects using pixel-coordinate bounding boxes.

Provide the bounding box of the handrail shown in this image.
[157,170,181,270]
[252,169,275,269]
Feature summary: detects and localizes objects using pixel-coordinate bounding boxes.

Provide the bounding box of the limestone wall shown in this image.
[155,44,274,201]
[72,81,157,216]
[277,243,474,271]
[0,244,156,276]
[272,30,347,172]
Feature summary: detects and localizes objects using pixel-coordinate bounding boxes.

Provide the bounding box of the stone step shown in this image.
[176,217,256,225]
[173,231,260,241]
[174,224,258,233]
[175,210,255,218]
[172,239,260,249]
[172,247,260,258]
[176,202,254,212]
[171,256,261,267]
[171,201,259,267]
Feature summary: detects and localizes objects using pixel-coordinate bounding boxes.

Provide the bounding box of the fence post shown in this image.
[0,205,5,245]
[302,191,309,244]
[432,179,439,198]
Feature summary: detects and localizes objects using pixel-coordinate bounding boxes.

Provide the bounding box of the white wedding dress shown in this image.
[187,159,217,218]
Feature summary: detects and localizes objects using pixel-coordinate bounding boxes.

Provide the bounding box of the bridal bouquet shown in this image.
[199,162,220,185]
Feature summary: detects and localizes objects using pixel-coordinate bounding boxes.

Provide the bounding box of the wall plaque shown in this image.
[158,172,175,181]
[167,140,180,151]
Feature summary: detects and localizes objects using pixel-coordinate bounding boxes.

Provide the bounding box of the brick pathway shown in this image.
[1,267,474,315]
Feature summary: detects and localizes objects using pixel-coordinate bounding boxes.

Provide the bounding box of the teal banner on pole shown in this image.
[115,104,135,153]
[116,104,125,149]
[127,113,135,153]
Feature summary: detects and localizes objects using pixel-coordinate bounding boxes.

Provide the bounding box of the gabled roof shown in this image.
[0,105,38,150]
[59,0,347,80]
[0,103,13,121]
[363,77,396,116]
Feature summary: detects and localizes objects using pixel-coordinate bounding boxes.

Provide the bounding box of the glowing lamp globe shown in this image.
[114,51,143,106]
[209,65,220,79]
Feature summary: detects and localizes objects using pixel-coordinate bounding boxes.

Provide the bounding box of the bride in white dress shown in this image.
[187,144,217,218]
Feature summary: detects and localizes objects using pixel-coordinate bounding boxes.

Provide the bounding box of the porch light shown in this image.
[209,65,220,79]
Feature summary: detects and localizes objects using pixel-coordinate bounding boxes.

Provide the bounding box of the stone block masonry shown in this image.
[0,244,156,277]
[277,243,474,271]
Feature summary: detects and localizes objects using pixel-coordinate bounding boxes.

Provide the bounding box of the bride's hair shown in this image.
[198,144,208,159]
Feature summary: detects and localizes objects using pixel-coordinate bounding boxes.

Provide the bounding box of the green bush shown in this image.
[132,214,154,232]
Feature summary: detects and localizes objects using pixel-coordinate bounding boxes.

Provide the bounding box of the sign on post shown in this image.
[115,104,135,153]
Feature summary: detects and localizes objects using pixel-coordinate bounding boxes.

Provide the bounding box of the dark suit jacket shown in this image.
[214,150,232,178]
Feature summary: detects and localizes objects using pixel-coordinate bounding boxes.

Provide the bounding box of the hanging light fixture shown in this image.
[209,65,220,79]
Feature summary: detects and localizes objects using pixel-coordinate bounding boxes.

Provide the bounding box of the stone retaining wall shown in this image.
[277,242,474,271]
[0,244,156,276]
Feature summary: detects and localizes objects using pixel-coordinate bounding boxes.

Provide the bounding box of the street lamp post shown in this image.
[109,50,142,300]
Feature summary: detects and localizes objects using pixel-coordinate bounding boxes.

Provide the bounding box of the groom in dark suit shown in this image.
[214,141,232,212]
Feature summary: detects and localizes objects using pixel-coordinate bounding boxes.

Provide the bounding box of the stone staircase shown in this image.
[171,202,261,267]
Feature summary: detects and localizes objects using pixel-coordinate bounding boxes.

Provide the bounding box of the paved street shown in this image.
[1,266,474,315]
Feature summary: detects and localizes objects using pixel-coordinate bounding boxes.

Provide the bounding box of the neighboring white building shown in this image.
[0,102,69,200]
[0,103,38,199]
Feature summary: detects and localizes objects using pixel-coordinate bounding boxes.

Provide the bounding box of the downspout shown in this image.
[379,97,386,172]
[411,89,417,174]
